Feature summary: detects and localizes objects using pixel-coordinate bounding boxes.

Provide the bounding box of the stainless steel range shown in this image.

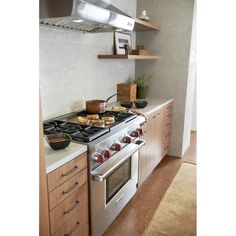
[44,110,145,236]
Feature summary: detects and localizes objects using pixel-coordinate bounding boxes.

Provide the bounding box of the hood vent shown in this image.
[40,0,135,33]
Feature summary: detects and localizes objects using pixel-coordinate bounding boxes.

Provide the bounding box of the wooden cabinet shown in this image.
[162,102,173,157]
[46,152,89,236]
[138,101,173,186]
[47,153,87,192]
[145,108,164,177]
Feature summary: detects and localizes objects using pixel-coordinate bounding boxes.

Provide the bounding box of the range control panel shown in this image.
[91,123,143,170]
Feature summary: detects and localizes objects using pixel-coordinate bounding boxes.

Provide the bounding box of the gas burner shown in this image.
[43,121,109,143]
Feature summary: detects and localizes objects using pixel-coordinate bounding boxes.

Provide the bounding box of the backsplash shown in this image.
[40,0,137,120]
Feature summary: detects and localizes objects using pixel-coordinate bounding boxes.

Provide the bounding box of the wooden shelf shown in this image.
[134,18,160,31]
[97,55,160,60]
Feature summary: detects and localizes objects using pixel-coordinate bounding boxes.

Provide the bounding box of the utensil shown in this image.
[86,94,117,113]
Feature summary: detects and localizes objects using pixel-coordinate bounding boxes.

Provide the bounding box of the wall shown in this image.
[182,0,196,153]
[191,83,197,131]
[136,0,195,157]
[40,0,137,120]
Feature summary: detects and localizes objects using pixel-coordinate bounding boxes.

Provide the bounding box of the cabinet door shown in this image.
[145,108,164,177]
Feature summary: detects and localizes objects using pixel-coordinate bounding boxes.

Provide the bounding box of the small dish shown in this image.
[134,100,148,108]
[45,133,71,150]
[120,101,133,109]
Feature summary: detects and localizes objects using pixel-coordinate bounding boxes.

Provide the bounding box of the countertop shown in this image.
[107,97,173,116]
[44,140,87,174]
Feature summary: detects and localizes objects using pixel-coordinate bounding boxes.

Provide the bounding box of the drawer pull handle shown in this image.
[61,165,78,177]
[63,200,80,215]
[165,133,170,137]
[153,113,160,118]
[64,221,80,236]
[62,182,79,195]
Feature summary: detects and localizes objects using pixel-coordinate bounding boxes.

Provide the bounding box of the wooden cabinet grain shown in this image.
[162,102,173,157]
[138,101,173,186]
[46,152,89,236]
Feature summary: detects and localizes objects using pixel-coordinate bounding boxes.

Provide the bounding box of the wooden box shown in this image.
[117,83,137,101]
[132,49,150,56]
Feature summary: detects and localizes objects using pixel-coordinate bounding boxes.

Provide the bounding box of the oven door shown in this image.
[90,141,145,236]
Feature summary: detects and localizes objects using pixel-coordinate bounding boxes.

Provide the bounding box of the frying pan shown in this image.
[86,94,117,113]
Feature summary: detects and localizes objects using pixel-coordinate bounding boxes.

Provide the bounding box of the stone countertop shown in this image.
[107,97,173,116]
[44,140,87,174]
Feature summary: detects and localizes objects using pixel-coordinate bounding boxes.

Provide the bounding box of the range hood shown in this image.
[40,0,135,33]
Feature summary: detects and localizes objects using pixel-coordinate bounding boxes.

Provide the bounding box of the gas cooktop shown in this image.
[43,110,137,143]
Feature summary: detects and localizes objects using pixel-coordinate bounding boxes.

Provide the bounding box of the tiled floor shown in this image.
[103,132,197,236]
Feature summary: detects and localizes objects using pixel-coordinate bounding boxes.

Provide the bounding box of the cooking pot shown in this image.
[86,94,117,113]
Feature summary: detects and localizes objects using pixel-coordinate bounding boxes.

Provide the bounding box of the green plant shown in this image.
[134,73,153,88]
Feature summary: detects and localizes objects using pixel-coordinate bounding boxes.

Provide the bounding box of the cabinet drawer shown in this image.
[140,122,148,135]
[165,102,173,111]
[165,110,172,119]
[47,152,87,192]
[53,223,89,236]
[165,119,171,128]
[151,110,162,119]
[50,184,88,235]
[164,130,171,139]
[52,206,88,236]
[164,136,170,150]
[49,169,87,210]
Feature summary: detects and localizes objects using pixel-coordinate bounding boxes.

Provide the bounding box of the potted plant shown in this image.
[134,73,153,99]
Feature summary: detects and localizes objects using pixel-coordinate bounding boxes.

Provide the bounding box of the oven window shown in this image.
[106,157,131,203]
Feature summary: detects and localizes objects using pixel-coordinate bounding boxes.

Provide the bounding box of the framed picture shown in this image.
[114,32,132,55]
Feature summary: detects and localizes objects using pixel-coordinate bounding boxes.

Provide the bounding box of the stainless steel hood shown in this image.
[40,0,135,33]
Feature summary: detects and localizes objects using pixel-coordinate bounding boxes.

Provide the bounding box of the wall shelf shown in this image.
[97,55,160,60]
[134,18,160,31]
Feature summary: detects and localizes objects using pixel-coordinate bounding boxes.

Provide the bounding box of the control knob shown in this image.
[137,128,143,136]
[122,136,132,143]
[131,130,140,137]
[111,143,121,151]
[104,150,111,158]
[93,154,105,163]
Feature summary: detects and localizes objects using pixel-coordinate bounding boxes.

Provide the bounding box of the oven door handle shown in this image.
[92,140,145,182]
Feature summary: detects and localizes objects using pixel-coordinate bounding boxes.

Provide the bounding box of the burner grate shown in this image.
[43,121,109,143]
